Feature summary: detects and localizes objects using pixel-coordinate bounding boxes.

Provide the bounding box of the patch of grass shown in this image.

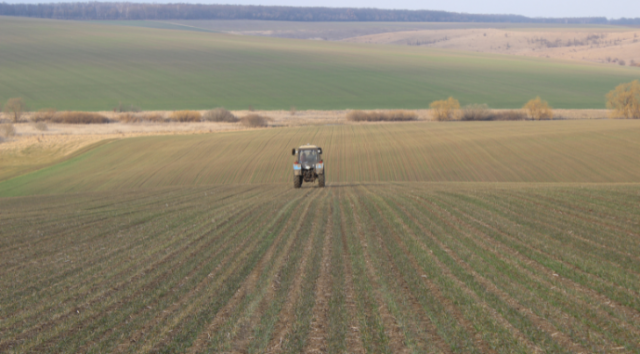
[0,123,16,137]
[31,121,48,131]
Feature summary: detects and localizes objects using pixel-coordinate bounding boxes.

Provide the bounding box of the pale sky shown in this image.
[9,1,640,19]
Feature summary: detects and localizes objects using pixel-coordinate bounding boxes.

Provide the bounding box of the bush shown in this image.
[240,114,269,127]
[461,105,526,121]
[32,121,48,131]
[119,112,166,123]
[493,110,526,121]
[202,108,238,122]
[346,110,418,122]
[607,80,640,119]
[170,110,202,122]
[31,108,57,122]
[523,97,553,120]
[430,97,460,121]
[0,123,16,137]
[52,112,110,124]
[461,104,491,121]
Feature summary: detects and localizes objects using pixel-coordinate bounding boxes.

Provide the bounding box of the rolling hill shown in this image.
[1,16,639,111]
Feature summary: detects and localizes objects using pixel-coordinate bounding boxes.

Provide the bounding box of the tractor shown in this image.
[292,144,324,188]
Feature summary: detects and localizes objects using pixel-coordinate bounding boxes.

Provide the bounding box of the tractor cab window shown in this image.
[299,149,318,164]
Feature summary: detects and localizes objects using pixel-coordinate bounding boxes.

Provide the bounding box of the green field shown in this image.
[2,120,640,197]
[2,182,639,353]
[102,19,627,37]
[1,16,639,111]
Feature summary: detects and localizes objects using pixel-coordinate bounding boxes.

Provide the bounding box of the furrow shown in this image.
[184,188,320,354]
[346,189,409,354]
[302,195,334,354]
[414,193,593,354]
[337,191,366,354]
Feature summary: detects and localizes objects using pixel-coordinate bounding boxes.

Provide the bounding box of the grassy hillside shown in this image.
[2,120,640,197]
[2,183,639,353]
[1,16,639,110]
[104,20,627,37]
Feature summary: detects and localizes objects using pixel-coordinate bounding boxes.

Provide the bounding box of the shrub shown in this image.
[523,97,553,120]
[119,112,166,123]
[0,123,16,137]
[4,97,26,123]
[619,60,626,66]
[202,108,238,122]
[118,113,140,123]
[170,110,202,122]
[51,112,110,124]
[240,114,269,127]
[113,103,140,113]
[493,110,526,121]
[31,108,57,122]
[346,110,418,122]
[32,121,48,131]
[461,104,492,121]
[606,80,640,119]
[430,97,460,121]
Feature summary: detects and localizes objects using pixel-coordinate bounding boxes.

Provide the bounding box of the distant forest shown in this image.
[1,2,639,25]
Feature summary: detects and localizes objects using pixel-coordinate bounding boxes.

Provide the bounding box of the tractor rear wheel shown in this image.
[317,174,325,188]
[294,175,302,188]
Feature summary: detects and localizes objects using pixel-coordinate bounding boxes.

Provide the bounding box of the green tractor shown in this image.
[292,144,325,188]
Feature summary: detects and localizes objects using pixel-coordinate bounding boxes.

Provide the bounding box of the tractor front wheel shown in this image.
[317,174,325,188]
[294,175,302,188]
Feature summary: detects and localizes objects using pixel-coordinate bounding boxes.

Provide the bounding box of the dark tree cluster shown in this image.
[0,2,638,24]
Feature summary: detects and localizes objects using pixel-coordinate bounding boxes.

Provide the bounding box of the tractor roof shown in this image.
[299,145,319,149]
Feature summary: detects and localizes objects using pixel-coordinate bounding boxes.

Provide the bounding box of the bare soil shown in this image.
[343,28,640,66]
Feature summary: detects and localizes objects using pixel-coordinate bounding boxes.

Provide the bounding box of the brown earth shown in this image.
[343,28,640,66]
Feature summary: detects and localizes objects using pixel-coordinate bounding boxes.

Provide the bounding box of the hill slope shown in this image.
[1,17,639,110]
[2,120,640,197]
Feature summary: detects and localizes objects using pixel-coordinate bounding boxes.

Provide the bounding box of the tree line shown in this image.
[0,2,638,24]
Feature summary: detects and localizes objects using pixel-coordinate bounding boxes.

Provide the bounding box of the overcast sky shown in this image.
[9,0,640,19]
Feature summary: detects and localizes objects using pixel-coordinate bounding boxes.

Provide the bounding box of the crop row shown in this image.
[1,183,639,353]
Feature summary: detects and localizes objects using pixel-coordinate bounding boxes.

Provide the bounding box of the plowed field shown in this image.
[1,183,639,353]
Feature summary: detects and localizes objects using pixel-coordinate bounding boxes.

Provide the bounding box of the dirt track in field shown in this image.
[1,183,639,353]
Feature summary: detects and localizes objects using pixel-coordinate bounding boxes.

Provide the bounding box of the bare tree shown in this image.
[4,98,26,123]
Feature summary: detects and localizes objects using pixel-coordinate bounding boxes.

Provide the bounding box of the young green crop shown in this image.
[1,17,639,111]
[2,183,639,353]
[2,120,640,197]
